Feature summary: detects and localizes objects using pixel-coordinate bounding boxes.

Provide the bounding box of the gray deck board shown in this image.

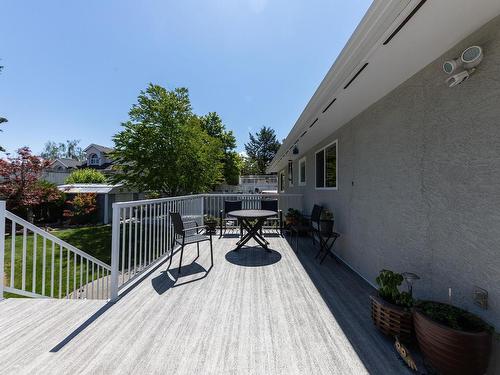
[0,235,409,374]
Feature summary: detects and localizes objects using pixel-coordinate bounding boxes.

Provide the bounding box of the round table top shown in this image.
[228,209,277,219]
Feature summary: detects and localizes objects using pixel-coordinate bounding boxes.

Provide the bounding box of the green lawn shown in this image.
[3,225,112,298]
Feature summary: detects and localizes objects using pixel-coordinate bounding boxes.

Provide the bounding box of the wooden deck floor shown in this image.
[0,234,410,374]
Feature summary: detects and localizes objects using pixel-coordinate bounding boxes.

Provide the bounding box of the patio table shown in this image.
[228,209,277,251]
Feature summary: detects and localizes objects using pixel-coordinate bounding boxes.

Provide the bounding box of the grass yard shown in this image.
[3,225,112,298]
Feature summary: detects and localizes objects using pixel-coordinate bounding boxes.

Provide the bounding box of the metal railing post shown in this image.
[110,203,120,301]
[200,195,205,223]
[0,201,6,300]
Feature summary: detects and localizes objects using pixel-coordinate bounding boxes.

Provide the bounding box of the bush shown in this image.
[65,168,106,184]
[376,269,413,308]
[416,301,493,333]
[63,193,98,224]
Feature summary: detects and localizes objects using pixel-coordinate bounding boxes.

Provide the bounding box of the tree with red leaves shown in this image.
[0,147,62,219]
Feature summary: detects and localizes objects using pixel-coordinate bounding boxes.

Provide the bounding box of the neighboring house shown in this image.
[214,175,278,194]
[43,143,115,184]
[58,183,143,224]
[78,144,114,172]
[269,0,500,333]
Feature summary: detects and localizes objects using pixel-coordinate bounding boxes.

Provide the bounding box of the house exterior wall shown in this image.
[281,14,500,333]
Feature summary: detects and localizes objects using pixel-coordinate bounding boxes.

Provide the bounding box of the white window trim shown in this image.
[315,139,338,191]
[298,157,306,186]
[279,170,286,193]
[288,161,294,187]
[89,153,100,166]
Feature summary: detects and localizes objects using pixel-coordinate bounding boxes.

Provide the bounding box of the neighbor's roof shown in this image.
[83,144,114,154]
[268,0,500,173]
[57,183,126,194]
[51,158,81,169]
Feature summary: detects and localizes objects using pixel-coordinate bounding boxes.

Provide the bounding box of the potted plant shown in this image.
[370,269,414,341]
[414,301,493,375]
[204,215,218,234]
[285,208,301,226]
[319,209,334,234]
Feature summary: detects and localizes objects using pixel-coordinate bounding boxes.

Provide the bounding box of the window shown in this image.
[299,157,306,186]
[89,153,99,165]
[315,140,338,189]
[279,170,285,192]
[288,160,294,187]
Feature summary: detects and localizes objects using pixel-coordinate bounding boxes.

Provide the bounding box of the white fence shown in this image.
[0,201,111,300]
[110,195,204,300]
[1,193,303,301]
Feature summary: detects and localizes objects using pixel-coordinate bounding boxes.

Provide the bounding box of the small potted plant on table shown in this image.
[370,269,414,342]
[414,300,493,375]
[204,215,218,234]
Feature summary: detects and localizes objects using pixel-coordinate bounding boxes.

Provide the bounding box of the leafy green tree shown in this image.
[240,155,260,175]
[200,112,241,185]
[244,126,281,174]
[111,84,223,195]
[41,139,84,160]
[65,168,107,184]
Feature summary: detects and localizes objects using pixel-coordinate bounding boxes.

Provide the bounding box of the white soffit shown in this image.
[268,0,500,173]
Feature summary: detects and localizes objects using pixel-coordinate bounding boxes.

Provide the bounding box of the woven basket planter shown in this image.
[370,295,413,341]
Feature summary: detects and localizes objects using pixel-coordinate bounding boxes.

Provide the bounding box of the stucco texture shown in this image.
[283,14,500,332]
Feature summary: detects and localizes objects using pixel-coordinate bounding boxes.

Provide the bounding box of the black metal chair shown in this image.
[290,204,323,252]
[260,199,283,236]
[169,212,213,274]
[219,200,243,238]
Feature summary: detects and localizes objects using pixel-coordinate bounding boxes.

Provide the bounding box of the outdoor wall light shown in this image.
[401,272,420,297]
[292,145,299,155]
[443,45,483,87]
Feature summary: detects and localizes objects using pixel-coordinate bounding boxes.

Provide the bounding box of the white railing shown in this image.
[110,195,204,300]
[203,193,303,217]
[109,193,303,300]
[0,201,111,300]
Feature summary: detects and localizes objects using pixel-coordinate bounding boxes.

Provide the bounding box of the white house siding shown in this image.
[282,14,500,335]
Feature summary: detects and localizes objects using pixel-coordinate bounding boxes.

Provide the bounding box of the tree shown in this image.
[41,139,84,161]
[200,112,241,185]
[111,84,223,195]
[65,168,107,184]
[0,147,62,219]
[244,126,281,174]
[240,155,260,175]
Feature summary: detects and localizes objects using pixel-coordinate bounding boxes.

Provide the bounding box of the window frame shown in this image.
[89,153,100,166]
[288,160,294,187]
[298,157,306,186]
[315,140,338,190]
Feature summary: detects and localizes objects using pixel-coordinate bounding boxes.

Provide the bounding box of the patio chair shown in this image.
[219,200,243,238]
[289,204,323,252]
[169,212,213,275]
[260,199,283,236]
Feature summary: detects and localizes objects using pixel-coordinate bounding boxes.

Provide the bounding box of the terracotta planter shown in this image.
[370,295,413,342]
[414,308,492,375]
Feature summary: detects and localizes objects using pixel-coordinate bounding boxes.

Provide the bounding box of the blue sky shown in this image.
[0,0,372,155]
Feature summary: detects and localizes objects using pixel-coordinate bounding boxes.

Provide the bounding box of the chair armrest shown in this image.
[182,225,207,232]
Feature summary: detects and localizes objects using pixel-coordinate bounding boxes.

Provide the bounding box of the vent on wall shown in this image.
[322,98,337,113]
[309,118,319,128]
[383,0,428,45]
[343,63,369,90]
